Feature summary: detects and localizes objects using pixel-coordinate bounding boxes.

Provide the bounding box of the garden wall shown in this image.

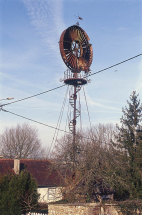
[48,203,122,215]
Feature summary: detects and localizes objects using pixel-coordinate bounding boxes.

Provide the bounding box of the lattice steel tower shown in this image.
[59,25,93,168]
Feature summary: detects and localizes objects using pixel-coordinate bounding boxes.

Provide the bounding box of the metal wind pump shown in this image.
[59,24,93,167]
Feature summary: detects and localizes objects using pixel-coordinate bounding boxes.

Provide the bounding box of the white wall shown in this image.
[38,187,62,203]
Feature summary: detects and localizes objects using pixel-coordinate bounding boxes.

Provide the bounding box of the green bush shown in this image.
[0,170,39,215]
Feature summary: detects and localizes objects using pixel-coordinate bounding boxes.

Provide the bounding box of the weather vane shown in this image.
[74,15,83,26]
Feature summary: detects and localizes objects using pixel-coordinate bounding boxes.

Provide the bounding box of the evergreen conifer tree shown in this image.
[0,170,39,215]
[117,91,142,198]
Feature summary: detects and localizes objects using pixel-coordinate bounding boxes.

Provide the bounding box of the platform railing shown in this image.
[64,69,87,80]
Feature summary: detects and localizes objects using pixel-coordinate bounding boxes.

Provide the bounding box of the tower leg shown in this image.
[73,85,77,171]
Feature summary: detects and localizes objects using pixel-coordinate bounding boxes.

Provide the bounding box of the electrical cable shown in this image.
[84,53,142,78]
[2,84,65,107]
[1,107,96,142]
[1,54,142,147]
[1,54,141,108]
[2,108,70,134]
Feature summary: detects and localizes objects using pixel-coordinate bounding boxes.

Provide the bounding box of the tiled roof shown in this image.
[0,159,65,187]
[0,159,14,174]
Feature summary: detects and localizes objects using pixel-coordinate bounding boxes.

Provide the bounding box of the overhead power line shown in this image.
[2,84,65,107]
[1,53,142,108]
[1,53,142,142]
[84,53,142,78]
[2,108,70,134]
[1,108,96,142]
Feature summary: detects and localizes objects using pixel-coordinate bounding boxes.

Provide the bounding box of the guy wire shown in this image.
[49,86,69,157]
[83,86,94,140]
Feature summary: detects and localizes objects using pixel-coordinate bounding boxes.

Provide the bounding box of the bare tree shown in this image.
[0,123,44,159]
[53,123,116,167]
[53,123,129,202]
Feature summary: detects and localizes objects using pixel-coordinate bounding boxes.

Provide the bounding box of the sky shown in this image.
[0,0,142,151]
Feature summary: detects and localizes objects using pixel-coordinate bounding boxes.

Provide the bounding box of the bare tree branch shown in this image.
[0,123,44,159]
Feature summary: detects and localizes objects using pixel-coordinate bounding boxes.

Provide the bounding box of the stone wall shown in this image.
[48,203,122,215]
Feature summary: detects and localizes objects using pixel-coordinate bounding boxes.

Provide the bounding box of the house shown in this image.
[0,158,65,203]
